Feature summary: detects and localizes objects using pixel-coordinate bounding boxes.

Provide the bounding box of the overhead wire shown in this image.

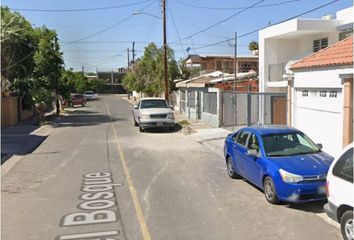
[171,0,265,43]
[168,7,186,57]
[174,0,302,11]
[64,0,155,45]
[190,0,341,51]
[9,0,152,12]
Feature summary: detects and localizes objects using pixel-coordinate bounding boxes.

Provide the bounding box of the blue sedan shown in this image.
[224,125,334,204]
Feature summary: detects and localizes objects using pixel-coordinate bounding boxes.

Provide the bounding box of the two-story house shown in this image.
[259,6,353,93]
[258,6,353,157]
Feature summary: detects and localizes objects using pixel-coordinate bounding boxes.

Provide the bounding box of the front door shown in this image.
[271,96,286,125]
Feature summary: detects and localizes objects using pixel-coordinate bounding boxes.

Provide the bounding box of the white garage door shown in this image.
[294,88,343,157]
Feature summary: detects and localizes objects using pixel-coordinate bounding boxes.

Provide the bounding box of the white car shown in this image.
[132,98,175,132]
[324,142,353,240]
[83,91,97,100]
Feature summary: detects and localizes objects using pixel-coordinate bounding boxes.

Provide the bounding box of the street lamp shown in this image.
[132,2,169,102]
[132,11,161,19]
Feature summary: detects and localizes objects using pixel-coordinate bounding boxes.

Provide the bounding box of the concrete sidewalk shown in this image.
[1,117,53,165]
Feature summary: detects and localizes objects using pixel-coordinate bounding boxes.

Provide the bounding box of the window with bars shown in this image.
[329,91,337,98]
[313,38,328,52]
[302,90,308,97]
[319,91,327,97]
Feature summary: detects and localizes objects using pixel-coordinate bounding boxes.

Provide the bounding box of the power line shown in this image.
[173,0,265,43]
[64,0,155,45]
[191,0,341,51]
[168,7,186,57]
[9,0,152,12]
[174,0,302,11]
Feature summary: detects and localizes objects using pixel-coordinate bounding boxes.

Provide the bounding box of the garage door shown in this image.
[294,88,342,157]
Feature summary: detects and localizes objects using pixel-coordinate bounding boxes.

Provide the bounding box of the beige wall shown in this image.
[1,96,34,126]
[343,77,353,147]
[1,96,18,126]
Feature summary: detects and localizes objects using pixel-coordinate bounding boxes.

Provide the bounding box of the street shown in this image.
[2,94,341,240]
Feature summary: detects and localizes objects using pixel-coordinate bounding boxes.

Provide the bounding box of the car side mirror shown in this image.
[134,105,138,109]
[247,149,259,157]
[317,143,323,149]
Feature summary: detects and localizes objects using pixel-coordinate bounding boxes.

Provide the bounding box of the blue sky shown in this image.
[2,0,352,72]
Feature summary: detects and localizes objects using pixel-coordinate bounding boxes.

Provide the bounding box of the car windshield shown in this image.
[262,132,320,157]
[140,100,168,109]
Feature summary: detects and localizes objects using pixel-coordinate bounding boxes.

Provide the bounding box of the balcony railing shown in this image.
[268,63,286,82]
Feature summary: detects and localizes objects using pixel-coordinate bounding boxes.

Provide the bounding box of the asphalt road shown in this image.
[1,94,341,240]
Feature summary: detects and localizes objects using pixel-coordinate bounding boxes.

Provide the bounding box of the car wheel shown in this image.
[134,118,138,126]
[263,176,279,204]
[169,126,175,132]
[139,126,144,132]
[226,157,241,179]
[341,210,353,240]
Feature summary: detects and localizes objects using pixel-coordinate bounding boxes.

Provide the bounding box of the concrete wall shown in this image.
[179,88,220,128]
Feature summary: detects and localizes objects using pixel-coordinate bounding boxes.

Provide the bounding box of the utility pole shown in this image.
[162,0,169,102]
[233,31,237,131]
[132,41,135,65]
[233,31,237,91]
[127,48,130,69]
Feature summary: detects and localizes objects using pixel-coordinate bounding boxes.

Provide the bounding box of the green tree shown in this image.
[122,43,179,96]
[1,6,37,88]
[33,27,64,114]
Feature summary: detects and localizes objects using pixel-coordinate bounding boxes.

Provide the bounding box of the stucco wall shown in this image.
[291,67,353,157]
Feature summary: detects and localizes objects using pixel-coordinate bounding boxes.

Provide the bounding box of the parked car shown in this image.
[83,91,97,101]
[324,142,353,240]
[64,94,86,107]
[224,125,334,204]
[132,98,175,132]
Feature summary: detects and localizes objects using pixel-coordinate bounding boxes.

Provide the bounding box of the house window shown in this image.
[313,38,328,52]
[302,90,308,97]
[329,91,337,98]
[319,91,327,97]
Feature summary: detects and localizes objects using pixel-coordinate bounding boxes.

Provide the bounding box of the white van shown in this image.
[324,142,353,240]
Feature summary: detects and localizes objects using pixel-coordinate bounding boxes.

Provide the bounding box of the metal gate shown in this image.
[221,91,287,128]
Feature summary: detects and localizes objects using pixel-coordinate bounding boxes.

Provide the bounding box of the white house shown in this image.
[259,6,353,94]
[290,36,353,158]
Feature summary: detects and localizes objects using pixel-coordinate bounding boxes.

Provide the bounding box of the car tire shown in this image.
[139,126,144,132]
[169,126,175,132]
[226,157,241,179]
[134,118,138,126]
[263,176,279,204]
[341,210,353,240]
